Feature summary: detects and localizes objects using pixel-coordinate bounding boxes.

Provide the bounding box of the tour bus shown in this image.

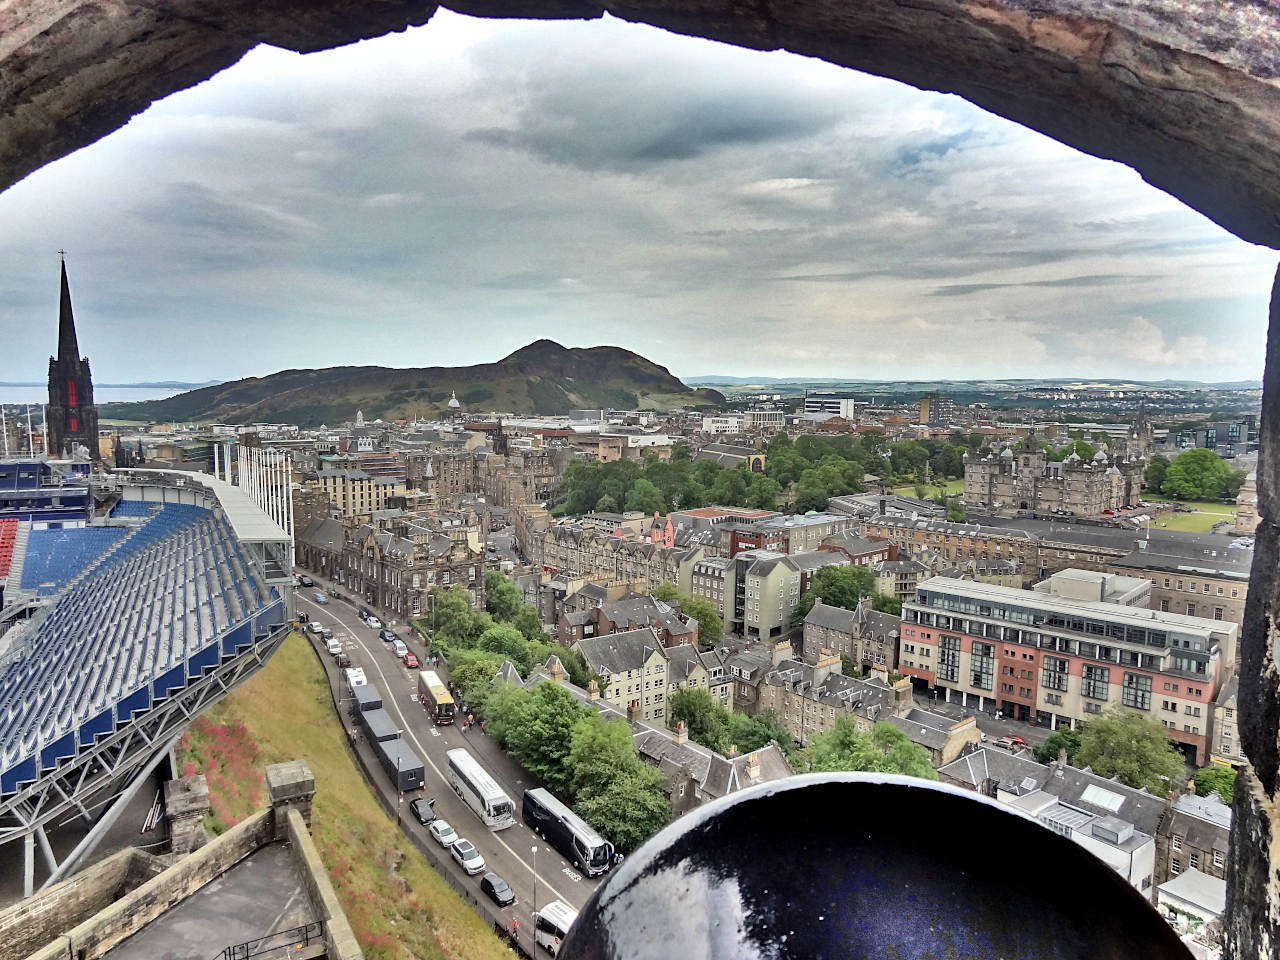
[533,900,578,956]
[418,670,455,725]
[522,787,614,877]
[446,748,515,830]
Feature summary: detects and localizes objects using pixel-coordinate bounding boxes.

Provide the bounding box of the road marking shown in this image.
[301,596,579,908]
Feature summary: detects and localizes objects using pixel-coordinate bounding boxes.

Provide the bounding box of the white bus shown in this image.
[533,900,578,956]
[446,748,515,830]
[522,787,614,877]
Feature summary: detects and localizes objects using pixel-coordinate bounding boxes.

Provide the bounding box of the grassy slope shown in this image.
[180,632,510,960]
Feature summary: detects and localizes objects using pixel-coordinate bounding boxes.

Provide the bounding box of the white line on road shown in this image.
[301,596,580,908]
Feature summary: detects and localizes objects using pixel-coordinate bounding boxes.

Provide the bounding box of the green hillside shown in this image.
[102,340,723,426]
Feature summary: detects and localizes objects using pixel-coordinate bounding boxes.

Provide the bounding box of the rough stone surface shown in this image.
[1226,770,1280,960]
[162,772,210,857]
[265,758,316,837]
[0,1,1278,247]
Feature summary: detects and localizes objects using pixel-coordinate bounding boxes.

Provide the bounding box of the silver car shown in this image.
[429,819,457,848]
[451,838,486,876]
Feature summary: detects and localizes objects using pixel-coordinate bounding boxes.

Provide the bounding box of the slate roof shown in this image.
[786,550,849,573]
[299,516,344,551]
[562,610,593,627]
[574,627,666,676]
[887,708,964,753]
[821,532,887,556]
[668,649,705,684]
[804,601,856,633]
[937,747,1051,796]
[765,658,895,717]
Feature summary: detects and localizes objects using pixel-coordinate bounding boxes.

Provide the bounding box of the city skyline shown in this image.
[0,11,1275,384]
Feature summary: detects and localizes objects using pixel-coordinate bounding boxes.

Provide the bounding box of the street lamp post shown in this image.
[531,844,538,924]
[396,732,405,826]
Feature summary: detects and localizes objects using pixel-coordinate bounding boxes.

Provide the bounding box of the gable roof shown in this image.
[574,627,666,676]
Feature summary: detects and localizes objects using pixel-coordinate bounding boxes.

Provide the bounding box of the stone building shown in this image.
[800,599,901,671]
[45,260,100,461]
[573,627,672,723]
[1210,676,1246,767]
[962,426,1146,519]
[539,521,703,593]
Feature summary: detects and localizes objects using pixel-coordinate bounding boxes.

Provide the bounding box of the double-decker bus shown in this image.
[417,669,455,725]
[446,748,515,830]
[522,787,614,877]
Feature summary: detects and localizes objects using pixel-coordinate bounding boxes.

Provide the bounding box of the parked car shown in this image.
[321,628,335,641]
[299,575,314,587]
[409,797,437,826]
[993,736,1022,751]
[451,839,486,875]
[392,639,409,659]
[326,638,342,656]
[429,820,457,848]
[480,872,516,907]
[379,628,396,643]
[312,592,329,605]
[358,607,372,621]
[307,622,323,635]
[367,616,383,630]
[1007,734,1027,747]
[403,651,420,669]
[334,652,352,668]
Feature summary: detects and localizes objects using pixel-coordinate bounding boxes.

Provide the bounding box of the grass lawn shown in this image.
[180,631,511,960]
[891,479,964,498]
[1151,501,1237,534]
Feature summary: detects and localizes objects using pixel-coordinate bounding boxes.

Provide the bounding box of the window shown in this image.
[1172,835,1183,852]
[1214,607,1223,620]
[1170,858,1182,876]
[1187,602,1196,617]
[1042,656,1069,692]
[1082,664,1110,701]
[1189,853,1200,871]
[1226,707,1234,719]
[1213,850,1225,870]
[1159,599,1169,612]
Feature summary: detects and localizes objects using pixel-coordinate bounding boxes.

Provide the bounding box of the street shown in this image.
[297,587,604,948]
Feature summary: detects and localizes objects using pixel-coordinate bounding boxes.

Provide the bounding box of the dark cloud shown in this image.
[0,11,1270,384]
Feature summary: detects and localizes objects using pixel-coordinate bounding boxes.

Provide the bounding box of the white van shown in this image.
[344,667,367,688]
[392,639,408,659]
[326,637,342,656]
[533,900,578,956]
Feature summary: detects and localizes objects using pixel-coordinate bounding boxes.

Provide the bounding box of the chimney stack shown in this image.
[728,744,739,758]
[588,678,601,700]
[674,720,688,744]
[746,751,760,778]
[627,699,641,723]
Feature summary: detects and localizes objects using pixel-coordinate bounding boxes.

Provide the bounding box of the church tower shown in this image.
[46,258,100,460]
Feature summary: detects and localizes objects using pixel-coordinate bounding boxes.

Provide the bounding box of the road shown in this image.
[298,589,604,944]
[914,692,1054,749]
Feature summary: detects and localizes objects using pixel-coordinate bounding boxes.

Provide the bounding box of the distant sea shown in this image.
[0,385,187,405]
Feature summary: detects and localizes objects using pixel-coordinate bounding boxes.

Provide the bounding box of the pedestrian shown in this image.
[479,720,485,734]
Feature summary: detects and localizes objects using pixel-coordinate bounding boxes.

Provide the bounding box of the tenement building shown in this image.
[900,575,1237,764]
[962,427,1145,518]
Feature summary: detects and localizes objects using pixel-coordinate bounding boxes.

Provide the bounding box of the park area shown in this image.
[1150,501,1238,534]
[891,479,964,498]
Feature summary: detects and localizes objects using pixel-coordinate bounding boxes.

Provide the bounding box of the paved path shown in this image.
[298,582,604,951]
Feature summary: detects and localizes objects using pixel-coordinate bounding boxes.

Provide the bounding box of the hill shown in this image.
[101,340,724,426]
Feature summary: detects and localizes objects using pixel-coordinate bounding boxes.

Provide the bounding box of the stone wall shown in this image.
[286,807,362,960]
[37,810,276,960]
[0,847,164,960]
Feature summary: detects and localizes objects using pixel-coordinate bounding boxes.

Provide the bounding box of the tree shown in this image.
[476,677,530,748]
[653,583,723,649]
[503,681,589,797]
[1075,707,1187,794]
[1193,765,1235,805]
[448,649,506,717]
[793,485,828,513]
[794,564,875,624]
[668,687,729,753]
[807,718,937,779]
[1144,455,1169,492]
[567,715,638,801]
[430,586,491,648]
[871,592,901,616]
[624,478,666,515]
[945,500,966,523]
[1033,726,1084,765]
[574,764,671,854]
[594,493,619,513]
[726,709,795,758]
[484,570,523,622]
[1225,468,1249,500]
[1162,448,1233,500]
[478,624,530,671]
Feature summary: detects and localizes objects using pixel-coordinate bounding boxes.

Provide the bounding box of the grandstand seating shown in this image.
[21,528,127,596]
[0,518,16,580]
[0,498,287,794]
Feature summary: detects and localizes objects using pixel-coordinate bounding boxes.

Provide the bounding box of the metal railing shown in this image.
[214,920,325,960]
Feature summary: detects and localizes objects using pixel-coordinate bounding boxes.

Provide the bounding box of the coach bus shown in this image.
[522,787,614,877]
[446,748,515,830]
[417,670,455,725]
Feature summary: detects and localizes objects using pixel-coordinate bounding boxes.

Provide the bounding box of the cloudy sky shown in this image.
[0,11,1274,385]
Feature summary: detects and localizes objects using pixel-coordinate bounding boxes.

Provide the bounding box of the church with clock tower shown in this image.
[46,258,100,460]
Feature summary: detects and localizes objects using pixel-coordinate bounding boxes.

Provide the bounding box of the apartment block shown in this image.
[900,574,1237,764]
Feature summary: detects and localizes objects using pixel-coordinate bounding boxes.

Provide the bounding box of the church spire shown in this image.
[57,255,80,362]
